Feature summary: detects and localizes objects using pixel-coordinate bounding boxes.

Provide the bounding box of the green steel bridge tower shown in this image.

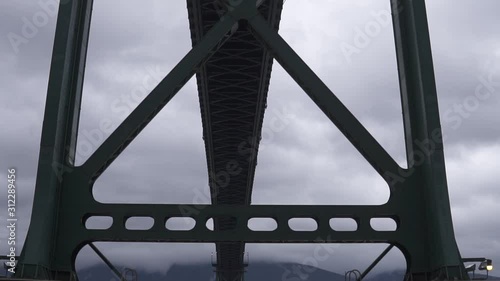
[14,0,469,280]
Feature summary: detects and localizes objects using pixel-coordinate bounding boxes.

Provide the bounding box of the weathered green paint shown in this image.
[18,0,467,280]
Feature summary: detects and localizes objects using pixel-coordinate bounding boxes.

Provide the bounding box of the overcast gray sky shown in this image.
[1,0,499,279]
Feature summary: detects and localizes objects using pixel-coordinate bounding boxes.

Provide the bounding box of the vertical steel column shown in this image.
[391,0,466,279]
[17,0,93,279]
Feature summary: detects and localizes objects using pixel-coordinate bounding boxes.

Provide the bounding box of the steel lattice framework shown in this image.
[187,1,282,279]
[16,0,469,281]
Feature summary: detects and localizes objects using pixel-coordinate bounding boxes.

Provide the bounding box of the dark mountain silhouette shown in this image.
[78,262,345,281]
[77,262,499,281]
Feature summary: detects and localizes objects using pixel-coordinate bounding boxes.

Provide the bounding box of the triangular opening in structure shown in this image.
[272,0,407,168]
[75,0,193,165]
[91,77,211,204]
[252,63,390,205]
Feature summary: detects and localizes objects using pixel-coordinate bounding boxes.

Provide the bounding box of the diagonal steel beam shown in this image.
[359,244,394,280]
[247,13,401,181]
[88,243,123,281]
[80,15,238,180]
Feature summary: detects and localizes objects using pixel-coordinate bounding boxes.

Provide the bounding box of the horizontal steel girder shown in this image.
[66,204,404,243]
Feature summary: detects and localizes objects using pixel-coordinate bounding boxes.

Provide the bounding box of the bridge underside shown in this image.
[14,1,469,281]
[187,1,283,280]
